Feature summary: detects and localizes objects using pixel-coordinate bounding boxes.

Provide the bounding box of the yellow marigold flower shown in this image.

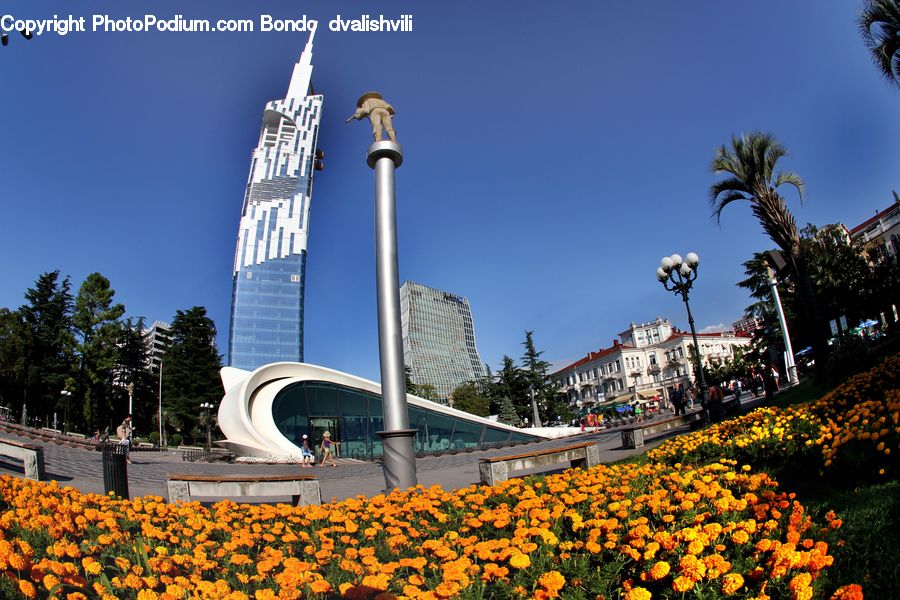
[509,553,531,569]
[82,557,102,575]
[672,576,694,593]
[361,573,390,590]
[624,587,652,600]
[647,561,671,581]
[721,573,744,595]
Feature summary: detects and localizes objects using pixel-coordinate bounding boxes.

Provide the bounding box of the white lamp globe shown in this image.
[660,256,674,272]
[657,267,668,281]
[680,263,693,277]
[670,254,683,268]
[685,252,699,268]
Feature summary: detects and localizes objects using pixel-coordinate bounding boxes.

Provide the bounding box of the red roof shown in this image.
[850,201,899,236]
[553,330,750,376]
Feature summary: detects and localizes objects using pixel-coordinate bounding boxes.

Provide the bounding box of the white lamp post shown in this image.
[657,252,709,423]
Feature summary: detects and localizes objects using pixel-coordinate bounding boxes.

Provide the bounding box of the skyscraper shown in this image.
[400,281,487,401]
[228,32,323,370]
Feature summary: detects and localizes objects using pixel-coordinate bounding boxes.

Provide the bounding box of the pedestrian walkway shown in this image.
[0,391,769,505]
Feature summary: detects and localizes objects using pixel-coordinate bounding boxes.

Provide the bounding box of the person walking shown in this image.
[319,431,337,468]
[300,434,315,467]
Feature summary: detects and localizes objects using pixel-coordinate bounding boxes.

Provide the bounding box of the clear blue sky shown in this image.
[2,1,898,381]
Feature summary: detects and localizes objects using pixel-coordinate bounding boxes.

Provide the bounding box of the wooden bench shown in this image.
[166,474,321,506]
[621,412,703,449]
[478,441,599,486]
[0,437,45,480]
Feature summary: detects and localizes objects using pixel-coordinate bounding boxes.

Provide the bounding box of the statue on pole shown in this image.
[345,91,397,142]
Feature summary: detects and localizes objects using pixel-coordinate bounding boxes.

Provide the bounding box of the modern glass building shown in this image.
[400,281,487,401]
[217,363,542,460]
[228,32,323,370]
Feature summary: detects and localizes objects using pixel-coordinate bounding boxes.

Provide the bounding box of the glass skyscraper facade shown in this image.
[228,33,323,370]
[400,281,487,401]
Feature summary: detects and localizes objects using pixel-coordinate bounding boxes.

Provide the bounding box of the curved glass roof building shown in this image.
[217,363,544,460]
[228,32,322,370]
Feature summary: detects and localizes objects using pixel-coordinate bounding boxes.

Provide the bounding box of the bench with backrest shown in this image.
[0,437,45,480]
[621,412,703,449]
[166,473,321,506]
[478,441,600,486]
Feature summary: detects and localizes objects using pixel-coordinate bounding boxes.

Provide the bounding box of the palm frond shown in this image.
[773,170,805,201]
[859,0,900,87]
[711,191,750,222]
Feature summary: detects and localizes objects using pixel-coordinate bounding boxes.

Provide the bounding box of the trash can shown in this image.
[102,443,129,499]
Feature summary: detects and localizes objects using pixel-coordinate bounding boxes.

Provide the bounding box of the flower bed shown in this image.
[648,354,900,481]
[0,459,855,599]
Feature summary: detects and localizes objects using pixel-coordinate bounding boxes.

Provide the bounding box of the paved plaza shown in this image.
[0,394,766,505]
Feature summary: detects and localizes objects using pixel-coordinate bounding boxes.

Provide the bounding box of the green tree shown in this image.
[494,355,528,420]
[73,273,125,432]
[0,309,27,413]
[802,224,870,339]
[449,381,490,416]
[859,0,900,88]
[710,132,829,376]
[19,271,76,426]
[497,396,518,425]
[114,318,156,432]
[521,331,554,423]
[161,307,223,443]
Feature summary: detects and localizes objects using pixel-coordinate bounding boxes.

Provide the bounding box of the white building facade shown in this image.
[552,317,752,410]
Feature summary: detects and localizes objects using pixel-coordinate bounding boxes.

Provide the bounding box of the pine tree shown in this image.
[114,318,156,433]
[73,273,125,432]
[497,396,518,425]
[521,330,553,423]
[162,307,222,443]
[19,271,76,426]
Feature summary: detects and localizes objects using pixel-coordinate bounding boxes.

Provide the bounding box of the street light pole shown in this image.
[157,361,165,447]
[127,382,134,416]
[60,390,71,434]
[766,264,798,385]
[200,402,214,451]
[657,252,709,423]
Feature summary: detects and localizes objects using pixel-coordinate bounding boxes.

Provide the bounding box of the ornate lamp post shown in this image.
[656,252,709,423]
[200,402,214,451]
[766,263,798,385]
[60,390,71,434]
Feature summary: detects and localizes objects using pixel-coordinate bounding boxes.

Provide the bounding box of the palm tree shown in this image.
[859,0,900,88]
[710,132,829,376]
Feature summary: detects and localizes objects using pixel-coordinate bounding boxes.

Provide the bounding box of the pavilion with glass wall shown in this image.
[217,362,542,460]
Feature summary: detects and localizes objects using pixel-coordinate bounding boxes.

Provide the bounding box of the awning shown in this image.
[637,389,663,399]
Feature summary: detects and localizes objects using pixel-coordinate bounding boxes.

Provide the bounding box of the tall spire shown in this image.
[286,29,316,101]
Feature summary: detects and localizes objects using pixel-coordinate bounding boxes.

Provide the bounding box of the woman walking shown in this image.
[319,431,338,468]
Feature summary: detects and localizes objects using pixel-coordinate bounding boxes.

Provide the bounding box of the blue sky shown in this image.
[1,1,898,381]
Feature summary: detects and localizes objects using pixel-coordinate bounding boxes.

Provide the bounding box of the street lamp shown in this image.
[656,252,709,422]
[60,390,71,434]
[126,382,134,416]
[766,263,798,385]
[200,402,214,451]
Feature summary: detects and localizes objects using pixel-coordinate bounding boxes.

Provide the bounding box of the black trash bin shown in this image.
[102,443,129,499]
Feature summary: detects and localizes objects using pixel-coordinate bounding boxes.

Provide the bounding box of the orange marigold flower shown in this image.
[18,579,37,599]
[537,570,566,593]
[829,584,864,600]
